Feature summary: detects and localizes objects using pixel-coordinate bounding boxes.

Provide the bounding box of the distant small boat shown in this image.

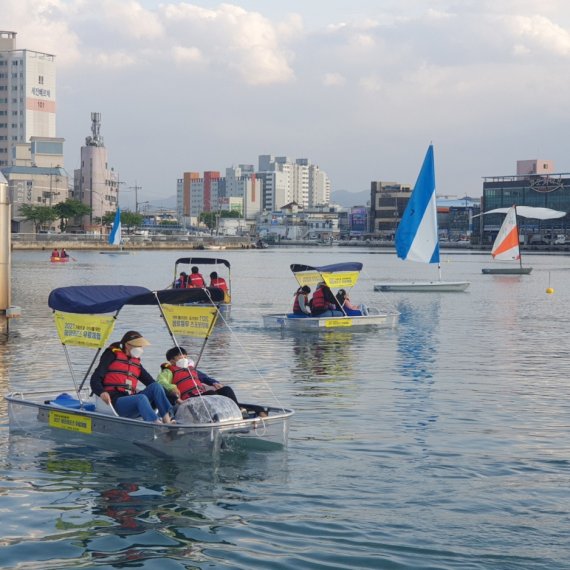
[100,207,130,255]
[375,281,470,292]
[50,256,70,263]
[480,205,565,275]
[374,145,470,293]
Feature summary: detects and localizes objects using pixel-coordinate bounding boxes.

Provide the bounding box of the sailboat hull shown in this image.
[374,281,470,292]
[482,267,532,275]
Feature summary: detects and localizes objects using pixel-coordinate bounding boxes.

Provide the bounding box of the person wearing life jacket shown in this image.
[90,330,175,424]
[51,248,59,259]
[157,346,268,417]
[209,271,230,302]
[60,248,69,258]
[174,271,187,288]
[209,271,228,293]
[310,282,343,317]
[292,285,311,316]
[187,266,206,288]
[336,288,368,316]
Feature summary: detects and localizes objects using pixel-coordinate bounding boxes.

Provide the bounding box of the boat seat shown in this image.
[48,392,96,411]
[93,396,119,416]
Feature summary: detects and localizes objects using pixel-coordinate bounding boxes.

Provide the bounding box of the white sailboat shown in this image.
[374,145,470,292]
[101,207,130,255]
[481,205,565,275]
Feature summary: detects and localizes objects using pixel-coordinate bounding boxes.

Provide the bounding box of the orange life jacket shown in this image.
[102,348,141,395]
[188,273,206,287]
[210,277,228,292]
[163,363,206,399]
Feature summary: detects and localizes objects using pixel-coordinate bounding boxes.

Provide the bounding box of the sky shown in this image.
[5,0,570,208]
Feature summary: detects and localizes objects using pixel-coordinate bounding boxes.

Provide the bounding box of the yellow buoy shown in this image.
[546,287,554,294]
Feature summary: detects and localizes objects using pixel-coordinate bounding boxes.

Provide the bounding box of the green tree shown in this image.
[199,212,217,230]
[53,199,92,232]
[102,210,143,233]
[19,204,59,233]
[121,211,144,233]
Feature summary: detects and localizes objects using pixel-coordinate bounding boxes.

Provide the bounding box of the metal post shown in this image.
[0,174,11,312]
[0,174,12,335]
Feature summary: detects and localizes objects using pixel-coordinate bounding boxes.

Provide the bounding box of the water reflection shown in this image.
[4,433,289,567]
[290,330,356,382]
[394,299,441,441]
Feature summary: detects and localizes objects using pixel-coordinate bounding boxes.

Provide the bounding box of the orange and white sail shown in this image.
[491,206,520,260]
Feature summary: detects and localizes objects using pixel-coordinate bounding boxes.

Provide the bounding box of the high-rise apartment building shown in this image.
[257,155,330,210]
[0,31,56,167]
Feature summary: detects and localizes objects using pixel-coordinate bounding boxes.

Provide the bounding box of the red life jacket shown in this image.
[102,348,141,395]
[293,291,308,313]
[311,287,328,311]
[164,363,206,399]
[210,277,228,292]
[188,273,206,287]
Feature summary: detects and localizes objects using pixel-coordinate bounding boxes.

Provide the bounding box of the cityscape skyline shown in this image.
[3,1,570,205]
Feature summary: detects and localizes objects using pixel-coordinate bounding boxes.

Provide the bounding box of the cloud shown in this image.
[160,2,296,84]
[323,73,346,87]
[172,46,204,64]
[508,14,570,56]
[101,0,164,40]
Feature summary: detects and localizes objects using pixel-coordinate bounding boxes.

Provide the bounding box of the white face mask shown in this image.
[175,357,189,369]
[130,347,144,359]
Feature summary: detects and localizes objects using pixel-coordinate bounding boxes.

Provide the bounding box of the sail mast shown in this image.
[514,205,523,270]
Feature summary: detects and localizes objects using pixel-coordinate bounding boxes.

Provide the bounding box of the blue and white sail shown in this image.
[395,145,440,264]
[109,208,122,246]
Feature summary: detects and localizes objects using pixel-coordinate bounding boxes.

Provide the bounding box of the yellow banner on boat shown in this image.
[54,311,116,348]
[295,271,360,288]
[161,304,218,337]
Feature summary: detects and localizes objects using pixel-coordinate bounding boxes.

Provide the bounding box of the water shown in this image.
[1,247,570,569]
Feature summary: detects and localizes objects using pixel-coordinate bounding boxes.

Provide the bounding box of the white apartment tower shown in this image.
[0,31,56,167]
[225,165,262,219]
[74,113,119,231]
[258,155,331,211]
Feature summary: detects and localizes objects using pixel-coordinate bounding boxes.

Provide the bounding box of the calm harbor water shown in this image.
[1,247,570,569]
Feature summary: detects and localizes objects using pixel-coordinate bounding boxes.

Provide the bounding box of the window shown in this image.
[38,75,44,85]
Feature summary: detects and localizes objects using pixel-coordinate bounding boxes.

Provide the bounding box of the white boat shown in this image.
[5,285,293,457]
[263,262,400,330]
[480,205,566,275]
[374,145,470,293]
[375,281,470,292]
[170,256,232,316]
[100,207,130,255]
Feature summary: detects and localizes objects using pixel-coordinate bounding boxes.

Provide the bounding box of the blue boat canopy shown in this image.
[290,262,363,274]
[48,285,225,314]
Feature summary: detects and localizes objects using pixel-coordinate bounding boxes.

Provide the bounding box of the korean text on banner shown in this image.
[296,271,360,288]
[54,311,116,348]
[161,304,218,337]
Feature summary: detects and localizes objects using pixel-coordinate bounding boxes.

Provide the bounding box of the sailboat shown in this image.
[481,205,565,275]
[374,145,470,292]
[100,207,130,255]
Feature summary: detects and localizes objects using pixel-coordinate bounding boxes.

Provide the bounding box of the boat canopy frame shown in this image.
[172,257,231,295]
[48,285,224,407]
